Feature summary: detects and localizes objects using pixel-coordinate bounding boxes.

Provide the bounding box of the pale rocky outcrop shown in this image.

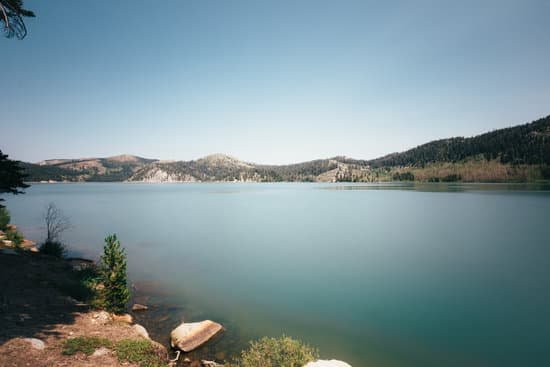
[304,360,352,367]
[170,320,223,352]
[23,338,45,351]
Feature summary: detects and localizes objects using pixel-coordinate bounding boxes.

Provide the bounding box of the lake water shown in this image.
[5,183,550,366]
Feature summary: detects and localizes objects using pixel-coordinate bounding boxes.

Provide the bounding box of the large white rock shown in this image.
[304,360,352,367]
[24,338,45,351]
[170,320,223,352]
[133,324,150,340]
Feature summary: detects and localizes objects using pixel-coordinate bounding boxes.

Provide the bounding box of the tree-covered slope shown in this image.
[369,115,550,168]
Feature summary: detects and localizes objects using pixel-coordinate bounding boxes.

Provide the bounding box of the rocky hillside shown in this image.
[20,115,550,183]
[128,155,373,182]
[22,155,157,182]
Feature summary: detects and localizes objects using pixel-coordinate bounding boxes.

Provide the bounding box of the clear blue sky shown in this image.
[2,0,549,164]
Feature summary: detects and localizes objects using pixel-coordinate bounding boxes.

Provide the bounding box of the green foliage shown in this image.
[5,228,23,245]
[0,207,10,230]
[370,115,550,168]
[0,150,29,207]
[61,337,165,366]
[233,336,319,367]
[100,234,130,314]
[392,171,415,181]
[39,240,67,258]
[115,339,165,367]
[0,0,35,39]
[62,336,112,355]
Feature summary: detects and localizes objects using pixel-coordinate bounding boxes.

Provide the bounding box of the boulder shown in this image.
[91,311,112,325]
[112,313,133,324]
[132,303,149,311]
[20,239,36,249]
[133,324,150,340]
[2,240,13,247]
[92,347,111,357]
[24,338,45,351]
[303,360,352,367]
[170,320,223,352]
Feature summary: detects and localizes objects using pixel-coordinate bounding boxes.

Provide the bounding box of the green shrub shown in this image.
[39,240,67,258]
[5,229,24,246]
[0,207,10,230]
[234,336,319,367]
[62,336,112,355]
[100,234,130,314]
[115,339,165,367]
[58,266,101,303]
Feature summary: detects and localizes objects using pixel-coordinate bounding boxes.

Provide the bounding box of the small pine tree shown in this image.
[100,234,130,314]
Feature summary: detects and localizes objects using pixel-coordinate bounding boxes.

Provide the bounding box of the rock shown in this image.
[112,313,133,324]
[91,311,112,325]
[170,320,223,352]
[92,347,111,357]
[24,338,45,351]
[2,240,13,247]
[133,324,150,340]
[132,303,149,311]
[20,239,36,249]
[303,360,352,367]
[202,360,224,367]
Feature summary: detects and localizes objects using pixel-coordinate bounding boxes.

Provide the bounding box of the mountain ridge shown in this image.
[20,115,550,183]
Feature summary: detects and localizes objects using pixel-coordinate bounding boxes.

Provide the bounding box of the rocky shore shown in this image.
[0,238,351,367]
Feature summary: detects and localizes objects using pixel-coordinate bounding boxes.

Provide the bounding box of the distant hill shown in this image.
[369,115,550,167]
[20,115,550,183]
[23,155,157,182]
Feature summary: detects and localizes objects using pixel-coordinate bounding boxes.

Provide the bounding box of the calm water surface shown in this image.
[5,183,550,366]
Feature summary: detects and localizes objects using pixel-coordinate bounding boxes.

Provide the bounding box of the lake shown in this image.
[4,182,550,366]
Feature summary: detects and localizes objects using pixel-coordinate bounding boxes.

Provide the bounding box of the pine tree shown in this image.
[0,150,29,208]
[100,234,130,314]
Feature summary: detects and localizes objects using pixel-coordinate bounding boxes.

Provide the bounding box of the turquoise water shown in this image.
[5,183,550,366]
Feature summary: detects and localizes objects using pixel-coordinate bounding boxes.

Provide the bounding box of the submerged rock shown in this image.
[132,303,149,311]
[303,360,352,367]
[170,320,223,352]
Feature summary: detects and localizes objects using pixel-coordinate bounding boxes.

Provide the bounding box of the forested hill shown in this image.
[369,115,550,168]
[19,115,550,183]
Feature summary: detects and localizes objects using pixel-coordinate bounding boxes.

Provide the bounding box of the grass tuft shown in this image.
[115,339,165,367]
[62,337,166,366]
[62,336,112,355]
